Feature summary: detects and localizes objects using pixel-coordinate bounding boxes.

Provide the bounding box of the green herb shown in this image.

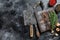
[49,11,58,30]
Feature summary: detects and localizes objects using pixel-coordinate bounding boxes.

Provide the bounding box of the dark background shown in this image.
[0,0,60,40]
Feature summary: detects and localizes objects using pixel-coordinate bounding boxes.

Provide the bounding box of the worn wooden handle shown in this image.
[35,25,40,38]
[36,31,40,38]
[30,24,33,38]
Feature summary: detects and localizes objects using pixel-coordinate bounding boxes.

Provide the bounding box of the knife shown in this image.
[33,12,40,38]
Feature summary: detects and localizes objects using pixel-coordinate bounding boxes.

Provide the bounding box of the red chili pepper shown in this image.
[49,0,57,7]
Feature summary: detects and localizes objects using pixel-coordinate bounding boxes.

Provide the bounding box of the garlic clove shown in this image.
[56,22,60,26]
[56,28,60,32]
[55,33,59,36]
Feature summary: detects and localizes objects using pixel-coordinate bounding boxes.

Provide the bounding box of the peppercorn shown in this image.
[55,4,60,13]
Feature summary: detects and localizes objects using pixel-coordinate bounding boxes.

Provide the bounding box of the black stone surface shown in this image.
[0,0,60,40]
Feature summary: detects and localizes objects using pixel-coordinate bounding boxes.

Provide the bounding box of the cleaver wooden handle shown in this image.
[30,24,34,38]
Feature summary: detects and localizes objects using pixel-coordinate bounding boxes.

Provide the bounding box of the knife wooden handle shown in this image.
[35,25,40,38]
[30,24,34,38]
[36,31,40,38]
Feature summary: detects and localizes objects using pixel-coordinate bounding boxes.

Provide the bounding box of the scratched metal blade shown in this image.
[23,9,37,25]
